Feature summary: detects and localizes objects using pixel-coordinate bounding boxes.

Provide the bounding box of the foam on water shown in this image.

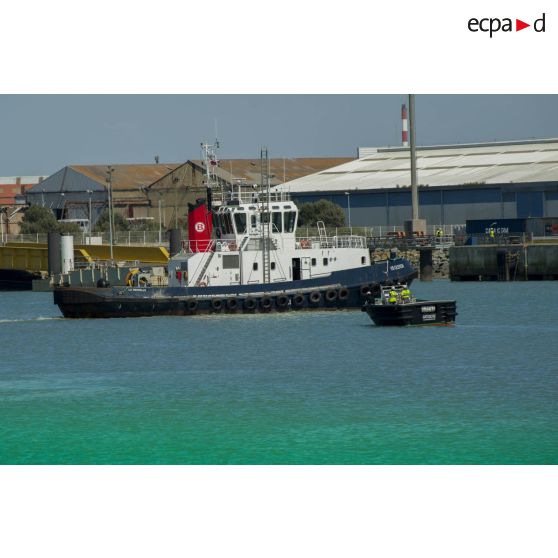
[0,316,63,323]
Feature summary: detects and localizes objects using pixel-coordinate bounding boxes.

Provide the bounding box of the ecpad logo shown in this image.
[468,13,546,37]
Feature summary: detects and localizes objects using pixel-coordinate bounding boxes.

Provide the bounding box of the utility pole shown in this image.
[106,167,115,261]
[409,94,419,221]
[174,177,178,229]
[404,94,426,235]
[0,208,5,244]
[345,191,351,234]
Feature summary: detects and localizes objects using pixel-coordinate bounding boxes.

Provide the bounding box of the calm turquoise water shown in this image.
[0,281,556,464]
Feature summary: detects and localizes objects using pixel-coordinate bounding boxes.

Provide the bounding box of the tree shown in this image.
[297,199,346,227]
[128,218,161,232]
[19,206,59,234]
[93,209,130,233]
[57,221,83,235]
[20,206,87,235]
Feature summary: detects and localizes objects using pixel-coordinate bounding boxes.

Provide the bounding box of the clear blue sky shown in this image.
[1,94,557,176]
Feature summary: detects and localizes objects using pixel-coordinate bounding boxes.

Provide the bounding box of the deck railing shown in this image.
[296,235,367,250]
[211,187,291,206]
[2,231,164,246]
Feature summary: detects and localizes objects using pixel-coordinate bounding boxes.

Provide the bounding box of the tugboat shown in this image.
[53,142,417,318]
[362,284,457,326]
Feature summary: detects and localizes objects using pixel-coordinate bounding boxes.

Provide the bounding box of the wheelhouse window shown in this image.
[311,258,316,266]
[253,262,258,271]
[272,212,282,233]
[323,258,328,266]
[214,212,234,235]
[284,211,297,233]
[212,213,221,235]
[234,212,247,234]
[251,214,257,228]
[223,212,234,235]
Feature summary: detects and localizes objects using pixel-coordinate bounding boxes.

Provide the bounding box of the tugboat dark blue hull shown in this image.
[54,259,417,318]
[363,299,457,327]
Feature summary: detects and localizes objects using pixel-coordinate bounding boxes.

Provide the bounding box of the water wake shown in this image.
[0,316,63,323]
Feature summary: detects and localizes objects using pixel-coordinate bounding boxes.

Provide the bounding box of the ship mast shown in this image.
[200,139,220,210]
[260,147,271,284]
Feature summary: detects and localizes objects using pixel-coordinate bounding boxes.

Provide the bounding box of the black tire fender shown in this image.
[244,298,256,311]
[260,296,272,310]
[309,291,321,304]
[338,287,349,300]
[325,289,337,302]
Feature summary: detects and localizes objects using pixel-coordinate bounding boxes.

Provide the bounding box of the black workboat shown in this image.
[362,284,457,326]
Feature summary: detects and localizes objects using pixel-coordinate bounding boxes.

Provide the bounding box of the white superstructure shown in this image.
[168,192,370,288]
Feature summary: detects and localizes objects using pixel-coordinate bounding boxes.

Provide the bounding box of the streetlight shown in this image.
[106,166,115,261]
[344,191,352,234]
[0,208,6,244]
[59,192,65,220]
[86,189,93,244]
[158,192,163,244]
[165,166,179,229]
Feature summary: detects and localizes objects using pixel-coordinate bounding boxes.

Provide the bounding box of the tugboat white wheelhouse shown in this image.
[54,142,417,318]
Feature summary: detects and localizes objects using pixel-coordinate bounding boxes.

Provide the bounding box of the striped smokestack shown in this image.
[401,104,409,147]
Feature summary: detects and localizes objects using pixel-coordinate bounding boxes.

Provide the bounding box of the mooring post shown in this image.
[419,248,433,281]
[47,231,61,277]
[169,228,181,257]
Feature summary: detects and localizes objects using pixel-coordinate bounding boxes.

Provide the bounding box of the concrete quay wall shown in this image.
[449,245,558,281]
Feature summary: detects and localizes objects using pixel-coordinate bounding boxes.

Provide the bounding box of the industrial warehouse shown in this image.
[14,137,558,234]
[278,138,558,229]
[22,157,351,232]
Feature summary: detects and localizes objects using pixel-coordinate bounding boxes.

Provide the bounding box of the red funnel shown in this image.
[188,198,213,252]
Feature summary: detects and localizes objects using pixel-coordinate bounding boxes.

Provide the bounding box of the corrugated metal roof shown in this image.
[26,168,105,195]
[194,158,353,186]
[279,139,558,193]
[25,164,183,204]
[72,164,181,190]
